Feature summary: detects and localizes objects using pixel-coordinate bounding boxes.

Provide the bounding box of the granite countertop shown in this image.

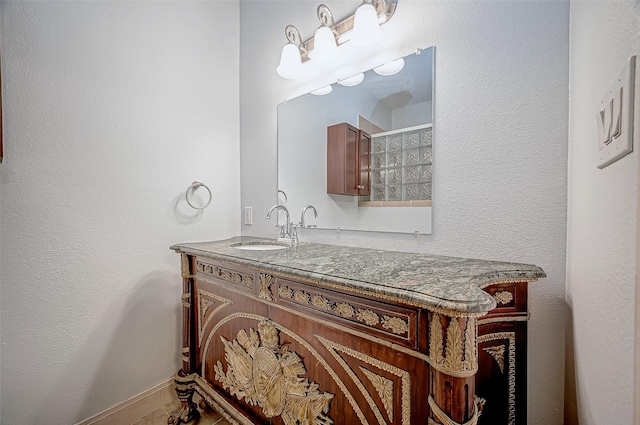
[171,237,546,315]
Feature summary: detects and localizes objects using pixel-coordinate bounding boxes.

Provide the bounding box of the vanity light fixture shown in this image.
[373,57,405,76]
[350,1,384,49]
[276,25,304,79]
[337,73,365,87]
[276,0,399,79]
[310,5,340,65]
[310,85,333,96]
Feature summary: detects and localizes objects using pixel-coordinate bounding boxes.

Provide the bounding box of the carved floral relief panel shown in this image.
[428,313,478,376]
[214,320,334,425]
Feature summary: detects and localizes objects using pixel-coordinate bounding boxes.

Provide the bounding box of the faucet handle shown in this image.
[289,223,298,242]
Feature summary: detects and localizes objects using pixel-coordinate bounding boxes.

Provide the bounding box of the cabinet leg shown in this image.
[167,371,200,425]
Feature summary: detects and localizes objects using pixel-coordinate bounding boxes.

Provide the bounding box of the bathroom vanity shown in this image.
[168,237,544,425]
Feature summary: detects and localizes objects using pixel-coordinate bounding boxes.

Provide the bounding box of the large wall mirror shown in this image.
[278,47,434,234]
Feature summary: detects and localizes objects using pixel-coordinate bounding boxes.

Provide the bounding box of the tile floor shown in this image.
[132,395,232,425]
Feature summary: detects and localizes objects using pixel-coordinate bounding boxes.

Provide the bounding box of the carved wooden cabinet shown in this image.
[327,123,371,196]
[168,239,544,425]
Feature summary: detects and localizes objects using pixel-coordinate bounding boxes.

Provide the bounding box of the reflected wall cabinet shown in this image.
[327,123,371,196]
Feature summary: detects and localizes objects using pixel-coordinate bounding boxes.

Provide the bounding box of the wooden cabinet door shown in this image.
[476,282,528,425]
[476,321,527,425]
[343,123,358,195]
[358,130,371,196]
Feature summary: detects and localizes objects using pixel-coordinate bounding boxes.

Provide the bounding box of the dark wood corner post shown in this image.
[427,312,484,425]
[168,254,200,425]
[179,253,197,374]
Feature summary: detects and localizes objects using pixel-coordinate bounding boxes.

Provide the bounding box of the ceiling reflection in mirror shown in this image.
[278,47,434,234]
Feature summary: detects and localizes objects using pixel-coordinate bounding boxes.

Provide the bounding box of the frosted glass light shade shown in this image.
[338,73,365,87]
[312,26,339,65]
[373,58,405,76]
[350,2,383,49]
[276,43,303,79]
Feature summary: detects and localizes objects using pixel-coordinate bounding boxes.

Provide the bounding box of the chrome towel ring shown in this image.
[185,181,212,210]
[277,189,288,205]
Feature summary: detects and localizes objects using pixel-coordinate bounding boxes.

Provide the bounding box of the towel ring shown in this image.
[277,189,288,205]
[185,181,212,210]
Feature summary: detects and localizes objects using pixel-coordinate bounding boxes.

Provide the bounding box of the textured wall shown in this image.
[0,2,240,423]
[240,1,569,423]
[566,2,640,424]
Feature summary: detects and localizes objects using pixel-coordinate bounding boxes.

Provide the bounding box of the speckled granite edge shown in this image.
[170,237,546,315]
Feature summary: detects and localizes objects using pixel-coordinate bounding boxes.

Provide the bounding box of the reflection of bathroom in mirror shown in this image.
[278,47,434,234]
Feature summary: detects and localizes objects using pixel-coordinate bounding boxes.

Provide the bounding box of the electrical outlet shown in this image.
[244,207,253,225]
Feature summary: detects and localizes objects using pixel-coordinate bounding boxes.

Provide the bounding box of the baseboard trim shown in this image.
[75,377,177,425]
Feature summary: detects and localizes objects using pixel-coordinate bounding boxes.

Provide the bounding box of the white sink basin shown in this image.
[232,242,289,251]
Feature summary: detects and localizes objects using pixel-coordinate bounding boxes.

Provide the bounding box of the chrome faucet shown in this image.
[300,205,318,228]
[266,204,297,242]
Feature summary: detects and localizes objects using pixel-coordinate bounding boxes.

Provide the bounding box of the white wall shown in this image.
[240,1,569,424]
[566,2,639,424]
[0,36,3,418]
[0,4,4,420]
[0,1,240,424]
[392,100,432,129]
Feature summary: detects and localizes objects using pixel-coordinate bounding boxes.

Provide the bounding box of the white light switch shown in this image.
[610,86,622,139]
[597,102,611,146]
[244,207,253,225]
[597,56,636,169]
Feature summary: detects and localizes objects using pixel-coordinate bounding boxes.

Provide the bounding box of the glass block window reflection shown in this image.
[370,126,432,202]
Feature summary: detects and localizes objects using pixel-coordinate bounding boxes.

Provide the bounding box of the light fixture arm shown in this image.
[284,24,304,51]
[317,4,336,28]
[374,0,398,22]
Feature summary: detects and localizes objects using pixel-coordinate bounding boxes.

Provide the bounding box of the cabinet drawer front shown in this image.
[484,282,528,315]
[195,258,257,294]
[276,277,419,349]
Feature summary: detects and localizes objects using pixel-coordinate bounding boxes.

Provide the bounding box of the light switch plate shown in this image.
[597,56,636,169]
[244,207,252,225]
